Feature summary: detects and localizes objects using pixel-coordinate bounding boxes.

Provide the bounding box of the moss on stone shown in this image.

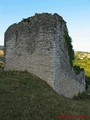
[64,31,74,66]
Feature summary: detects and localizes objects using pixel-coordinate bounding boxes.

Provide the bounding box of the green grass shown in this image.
[0,71,90,120]
[74,59,90,76]
[74,51,90,85]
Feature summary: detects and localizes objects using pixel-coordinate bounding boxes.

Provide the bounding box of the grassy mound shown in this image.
[0,71,90,120]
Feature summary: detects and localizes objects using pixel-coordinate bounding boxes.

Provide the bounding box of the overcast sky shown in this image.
[0,0,90,52]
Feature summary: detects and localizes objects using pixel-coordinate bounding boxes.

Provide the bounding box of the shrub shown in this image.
[85,76,90,85]
[73,65,84,75]
[0,61,4,69]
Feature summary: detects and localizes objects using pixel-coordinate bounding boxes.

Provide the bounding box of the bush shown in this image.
[0,61,4,69]
[85,76,90,85]
[73,65,84,75]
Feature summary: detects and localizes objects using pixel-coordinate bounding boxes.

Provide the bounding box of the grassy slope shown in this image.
[0,48,4,68]
[0,71,90,120]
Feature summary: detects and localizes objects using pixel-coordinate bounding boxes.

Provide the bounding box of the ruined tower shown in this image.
[4,13,86,98]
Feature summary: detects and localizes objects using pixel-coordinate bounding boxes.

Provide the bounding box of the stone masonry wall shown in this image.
[4,13,86,98]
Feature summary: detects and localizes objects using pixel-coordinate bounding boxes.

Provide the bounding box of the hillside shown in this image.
[0,46,4,56]
[74,51,90,84]
[0,46,4,68]
[74,51,90,76]
[0,50,4,56]
[0,71,90,120]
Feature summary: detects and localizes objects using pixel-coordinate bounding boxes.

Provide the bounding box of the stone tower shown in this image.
[4,13,86,98]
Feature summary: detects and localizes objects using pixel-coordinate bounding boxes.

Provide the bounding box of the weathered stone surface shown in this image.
[4,13,86,98]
